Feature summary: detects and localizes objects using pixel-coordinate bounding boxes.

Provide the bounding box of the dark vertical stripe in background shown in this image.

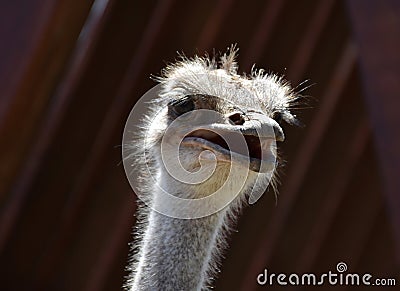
[0,1,399,290]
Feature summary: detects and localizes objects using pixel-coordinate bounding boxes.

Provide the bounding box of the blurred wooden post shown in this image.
[346,0,400,262]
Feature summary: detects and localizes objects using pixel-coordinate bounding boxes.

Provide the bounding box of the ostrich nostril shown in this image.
[228,112,245,125]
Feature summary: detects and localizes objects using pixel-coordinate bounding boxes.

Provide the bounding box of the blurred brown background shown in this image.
[0,0,399,290]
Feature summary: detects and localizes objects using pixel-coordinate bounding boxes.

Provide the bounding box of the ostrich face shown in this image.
[166,93,284,174]
[144,51,297,201]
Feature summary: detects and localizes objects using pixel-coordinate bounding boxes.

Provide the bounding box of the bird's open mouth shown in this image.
[181,129,276,173]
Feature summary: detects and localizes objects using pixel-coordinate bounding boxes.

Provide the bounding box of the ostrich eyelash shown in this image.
[168,96,195,116]
[272,112,284,126]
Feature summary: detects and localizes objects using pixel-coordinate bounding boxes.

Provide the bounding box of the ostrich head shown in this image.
[137,48,298,215]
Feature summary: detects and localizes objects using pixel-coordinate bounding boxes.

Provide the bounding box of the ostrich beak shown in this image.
[181,113,283,173]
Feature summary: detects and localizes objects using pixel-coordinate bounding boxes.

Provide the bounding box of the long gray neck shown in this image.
[130,181,229,290]
[131,210,225,290]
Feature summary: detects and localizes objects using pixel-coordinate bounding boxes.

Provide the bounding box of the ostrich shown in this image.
[124,47,298,290]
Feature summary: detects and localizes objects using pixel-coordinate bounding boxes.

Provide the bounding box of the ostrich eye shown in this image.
[168,96,195,116]
[273,112,283,125]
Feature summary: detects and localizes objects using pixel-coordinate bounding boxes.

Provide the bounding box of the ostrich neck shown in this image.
[131,177,228,290]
